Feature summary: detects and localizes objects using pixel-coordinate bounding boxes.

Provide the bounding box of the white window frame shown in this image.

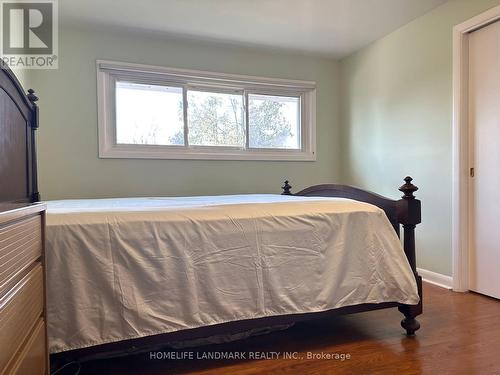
[96,60,316,161]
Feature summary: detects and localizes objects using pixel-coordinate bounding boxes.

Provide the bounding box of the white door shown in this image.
[468,19,500,299]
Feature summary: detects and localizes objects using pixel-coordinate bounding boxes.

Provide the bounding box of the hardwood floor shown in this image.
[61,283,500,375]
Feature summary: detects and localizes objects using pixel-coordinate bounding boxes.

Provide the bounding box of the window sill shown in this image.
[99,144,316,161]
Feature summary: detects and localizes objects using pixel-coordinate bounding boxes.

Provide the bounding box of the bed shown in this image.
[0,62,423,363]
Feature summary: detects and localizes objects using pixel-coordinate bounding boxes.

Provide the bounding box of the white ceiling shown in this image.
[60,0,447,58]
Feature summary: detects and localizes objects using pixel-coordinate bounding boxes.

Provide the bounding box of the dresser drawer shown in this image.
[0,265,44,374]
[7,319,46,375]
[0,215,42,299]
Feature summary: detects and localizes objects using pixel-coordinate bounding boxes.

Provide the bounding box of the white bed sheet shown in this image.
[45,194,419,353]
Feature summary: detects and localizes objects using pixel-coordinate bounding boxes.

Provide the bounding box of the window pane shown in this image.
[187,90,244,147]
[116,81,184,146]
[248,94,301,149]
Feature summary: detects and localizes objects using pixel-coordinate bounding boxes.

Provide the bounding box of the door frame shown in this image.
[452,4,500,292]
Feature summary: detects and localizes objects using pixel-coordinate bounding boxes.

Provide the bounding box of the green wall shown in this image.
[340,0,500,276]
[31,26,340,200]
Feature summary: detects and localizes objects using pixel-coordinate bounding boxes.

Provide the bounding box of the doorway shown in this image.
[453,4,500,296]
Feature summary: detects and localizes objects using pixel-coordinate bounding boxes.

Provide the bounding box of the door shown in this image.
[468,19,500,299]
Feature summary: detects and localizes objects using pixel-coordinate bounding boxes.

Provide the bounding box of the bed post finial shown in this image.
[27,88,39,104]
[396,176,422,336]
[399,176,418,199]
[281,180,292,195]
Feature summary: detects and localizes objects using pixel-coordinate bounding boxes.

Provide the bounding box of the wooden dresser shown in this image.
[0,203,48,375]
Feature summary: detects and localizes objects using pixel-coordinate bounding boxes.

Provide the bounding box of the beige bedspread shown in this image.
[45,194,419,353]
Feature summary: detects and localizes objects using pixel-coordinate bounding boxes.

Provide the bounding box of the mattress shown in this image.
[45,194,419,354]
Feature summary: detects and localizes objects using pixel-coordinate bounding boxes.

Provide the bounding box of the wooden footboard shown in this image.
[283,176,423,335]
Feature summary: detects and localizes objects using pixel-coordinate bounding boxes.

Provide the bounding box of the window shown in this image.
[187,89,244,148]
[248,94,301,149]
[115,82,184,146]
[97,60,316,160]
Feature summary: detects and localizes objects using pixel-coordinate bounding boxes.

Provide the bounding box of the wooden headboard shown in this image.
[0,61,39,204]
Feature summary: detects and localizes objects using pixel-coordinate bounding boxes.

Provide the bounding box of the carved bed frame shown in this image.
[0,63,422,364]
[283,179,423,335]
[0,61,39,205]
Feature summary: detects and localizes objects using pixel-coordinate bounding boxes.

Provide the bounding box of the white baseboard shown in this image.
[417,268,453,289]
